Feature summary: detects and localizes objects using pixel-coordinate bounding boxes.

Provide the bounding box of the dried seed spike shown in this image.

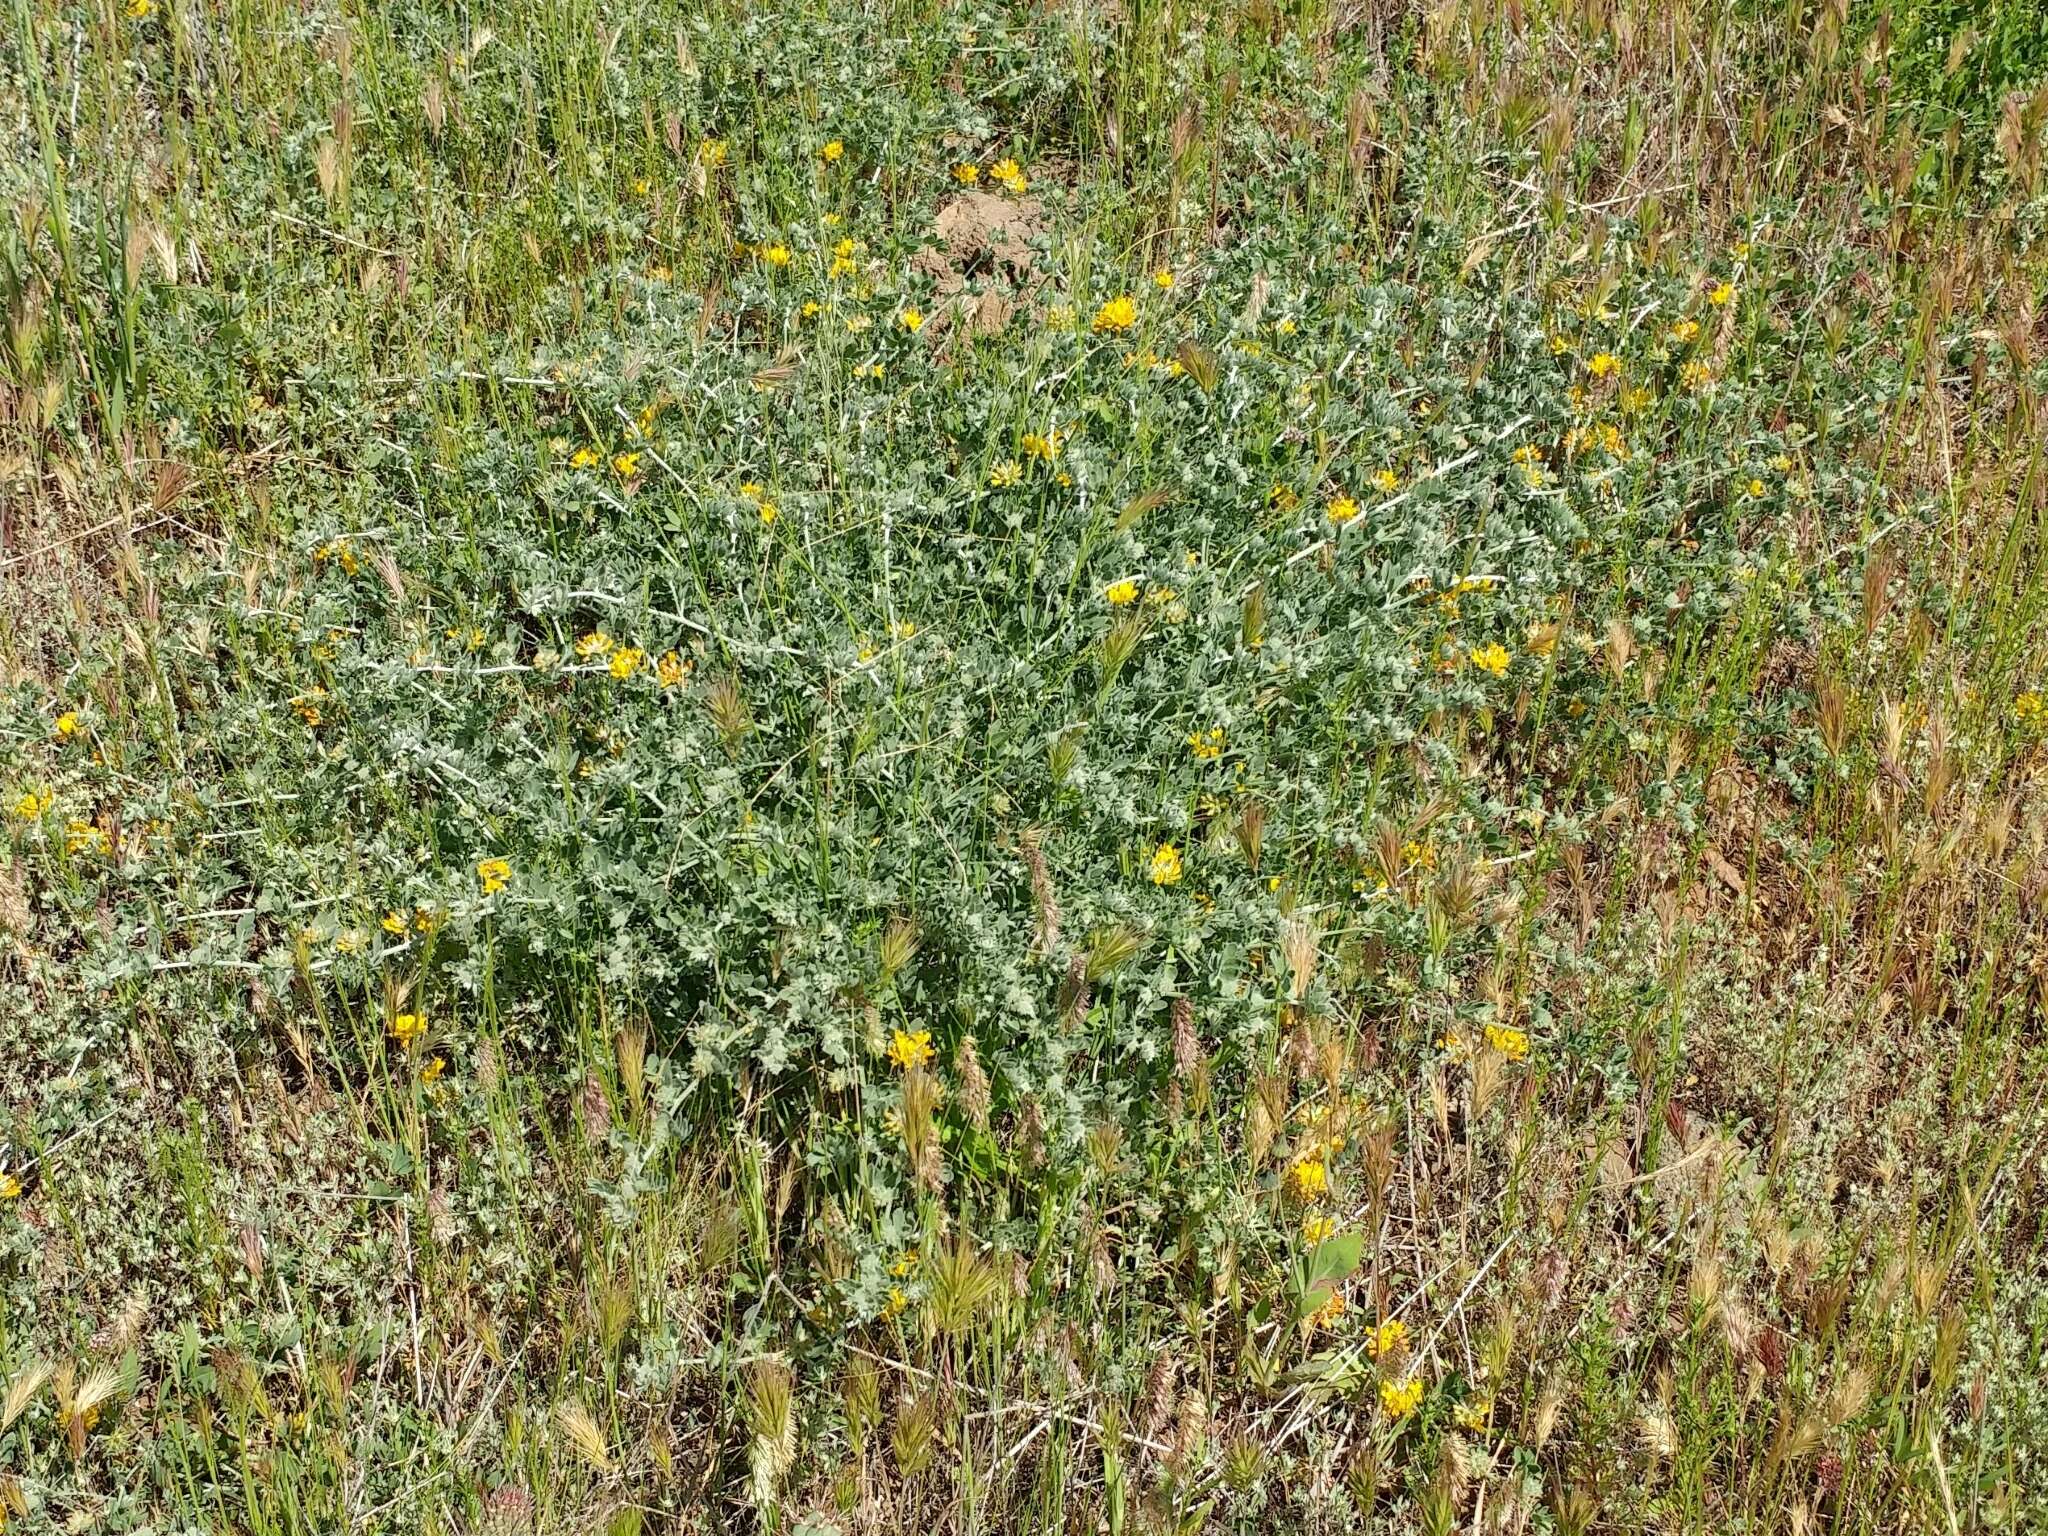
[557,1399,612,1473]
[1281,914,1321,1001]
[1,1362,52,1432]
[1142,1355,1178,1442]
[577,1073,612,1141]
[1020,828,1062,958]
[879,913,921,979]
[744,1359,795,1502]
[955,1033,990,1131]
[1170,996,1200,1080]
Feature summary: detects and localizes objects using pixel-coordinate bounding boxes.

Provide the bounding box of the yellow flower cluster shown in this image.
[887,1029,934,1070]
[1364,1317,1409,1358]
[1484,1023,1531,1060]
[1469,643,1511,677]
[476,857,511,895]
[1186,727,1225,761]
[313,538,359,574]
[1092,295,1137,333]
[1287,1156,1328,1202]
[1379,1376,1424,1421]
[65,819,110,856]
[1305,1291,1347,1332]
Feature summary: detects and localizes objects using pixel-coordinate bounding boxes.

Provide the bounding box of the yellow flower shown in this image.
[887,1029,935,1070]
[421,1055,447,1085]
[1149,843,1184,886]
[382,911,409,936]
[0,1173,20,1199]
[758,501,779,526]
[698,139,728,168]
[988,459,1023,487]
[576,631,614,658]
[1186,727,1225,761]
[953,163,980,184]
[1587,351,1621,379]
[899,306,925,332]
[1092,296,1137,333]
[1326,494,1360,524]
[989,157,1028,192]
[54,711,79,738]
[1469,643,1511,677]
[11,788,52,820]
[630,175,651,198]
[657,651,689,689]
[1746,478,1765,498]
[2014,691,2046,730]
[1020,430,1061,460]
[1153,268,1174,290]
[1668,319,1700,345]
[1453,1399,1493,1431]
[1365,1317,1409,1357]
[760,243,791,268]
[609,646,645,680]
[1269,484,1299,512]
[889,1247,920,1278]
[611,452,642,477]
[888,619,917,641]
[1287,1157,1328,1201]
[64,819,110,856]
[1484,1023,1530,1060]
[476,857,511,895]
[1709,281,1735,307]
[1379,1376,1424,1420]
[883,1286,909,1318]
[801,300,822,318]
[1680,360,1715,393]
[821,140,844,162]
[1369,467,1399,494]
[570,446,600,469]
[390,1012,427,1046]
[1306,1291,1347,1332]
[127,0,152,14]
[1103,579,1140,605]
[1301,1213,1336,1244]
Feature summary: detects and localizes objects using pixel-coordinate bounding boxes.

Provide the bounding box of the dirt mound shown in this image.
[924,190,1044,281]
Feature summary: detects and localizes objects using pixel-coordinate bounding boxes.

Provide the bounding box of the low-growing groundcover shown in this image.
[3,0,2048,1531]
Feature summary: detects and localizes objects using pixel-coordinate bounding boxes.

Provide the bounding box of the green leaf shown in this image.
[1304,1231,1365,1294]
